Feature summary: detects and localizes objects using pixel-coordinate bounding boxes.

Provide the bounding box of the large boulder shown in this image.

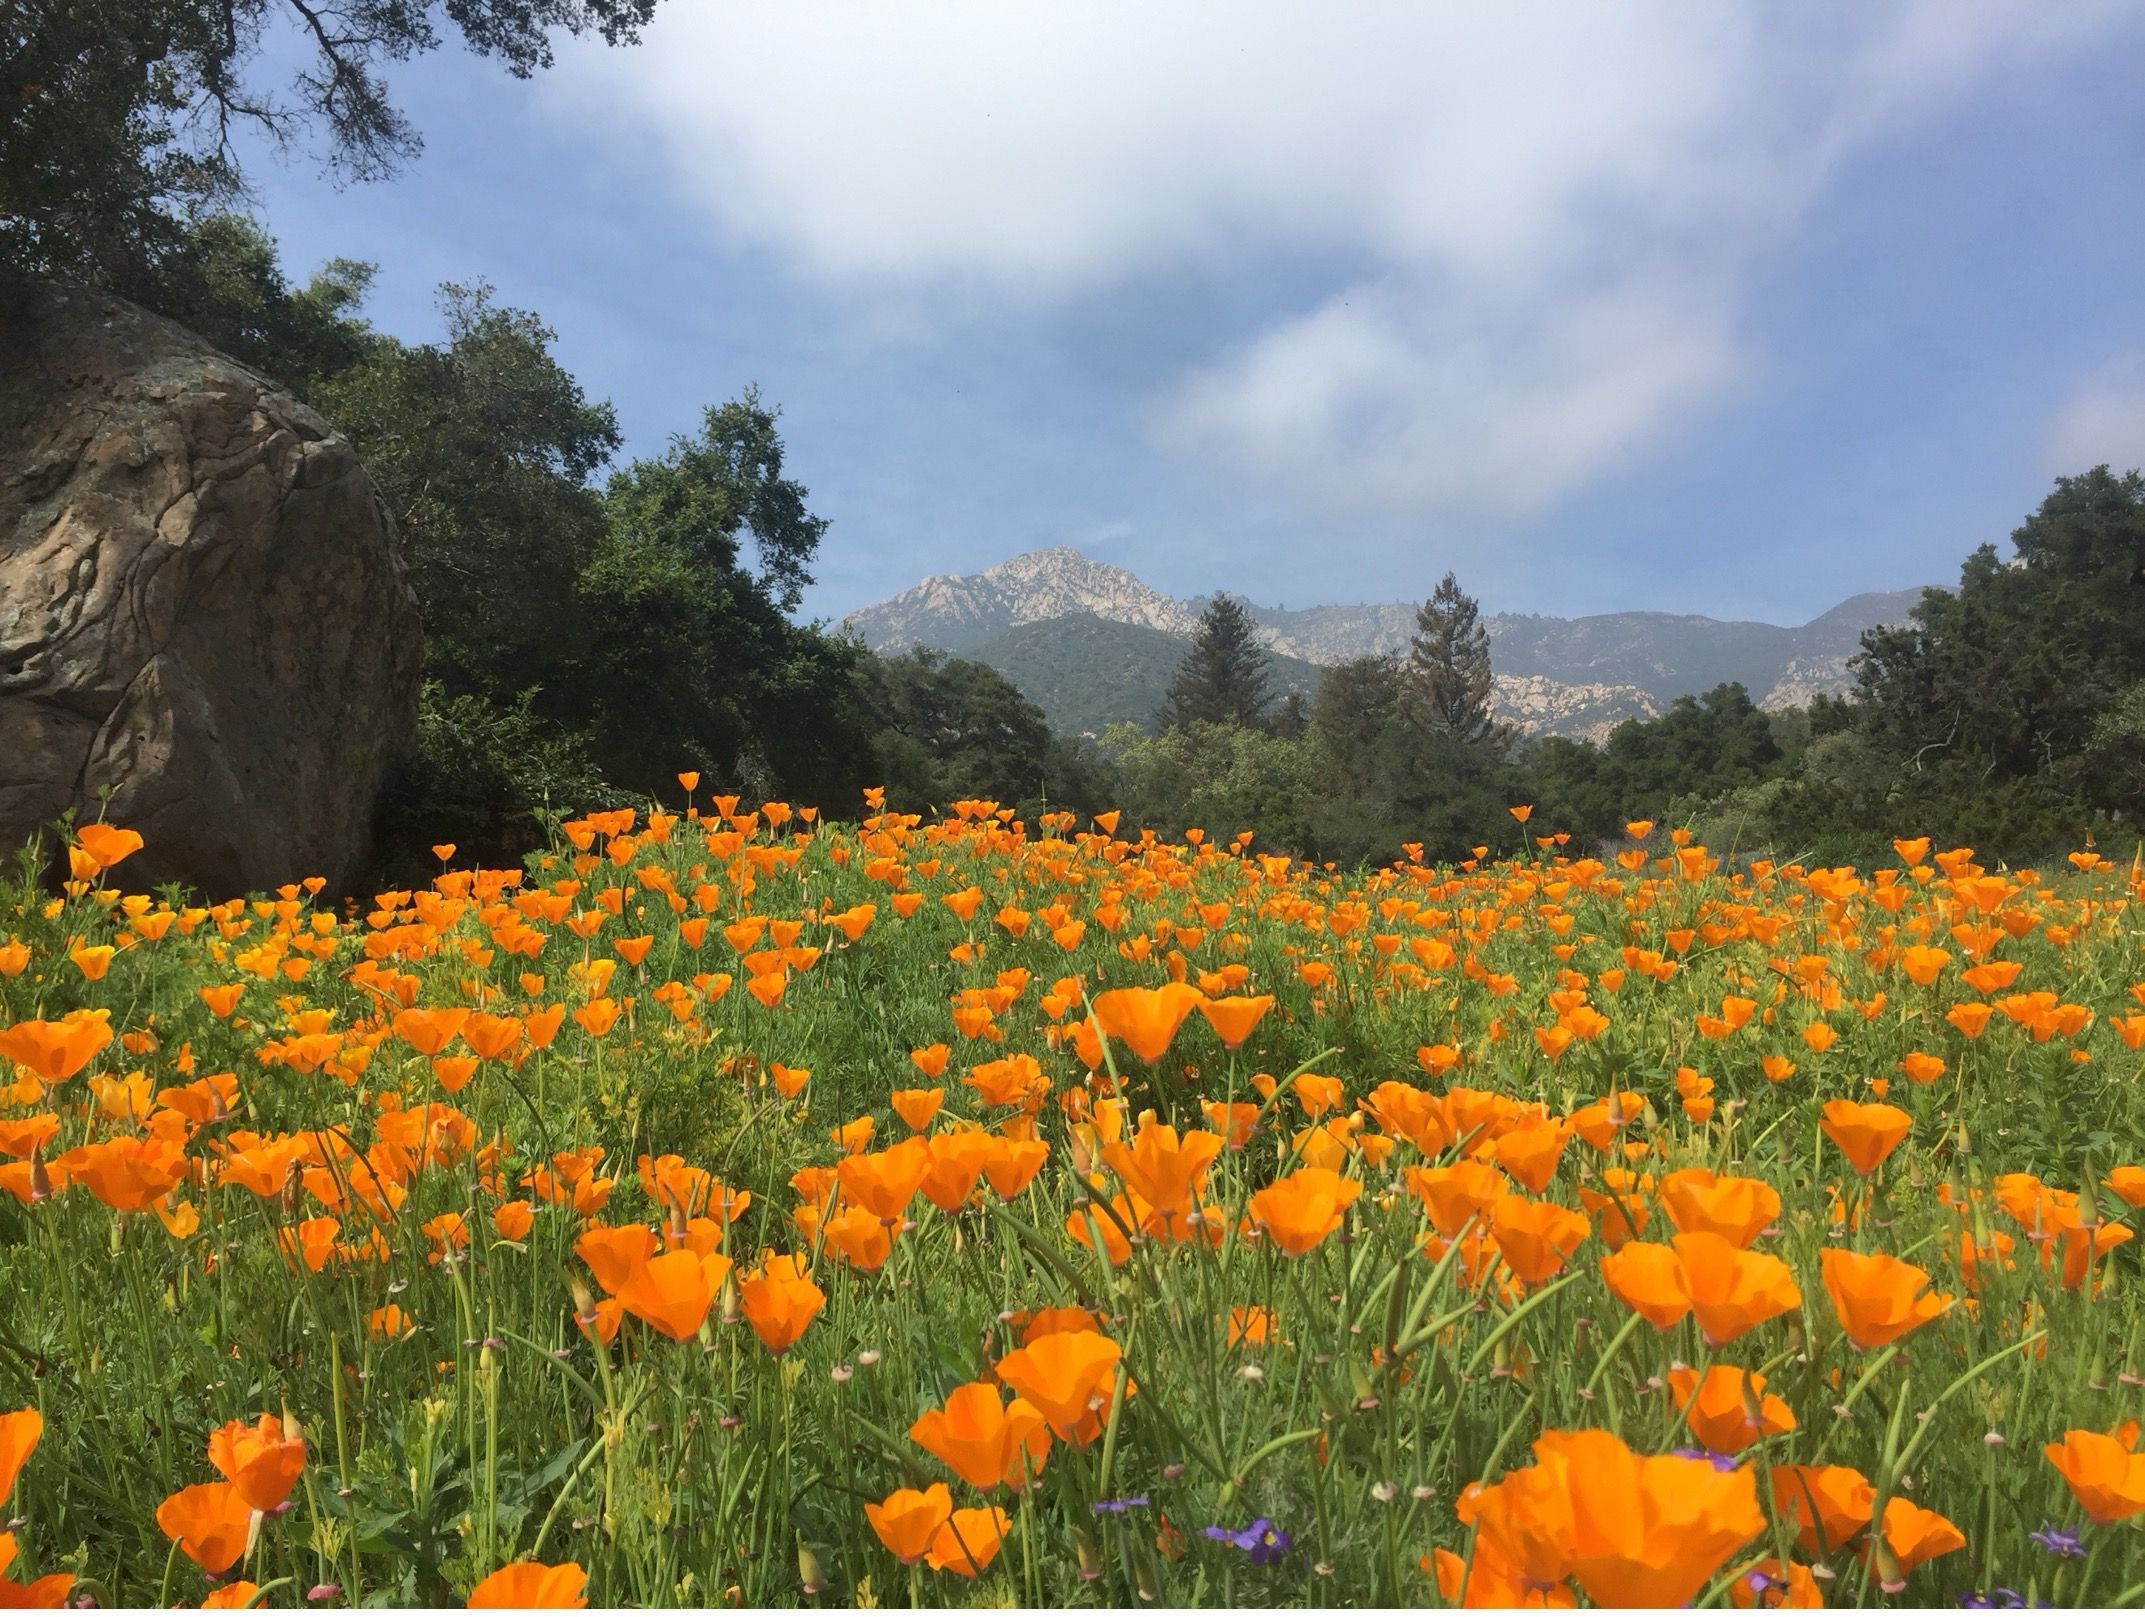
[0,284,421,897]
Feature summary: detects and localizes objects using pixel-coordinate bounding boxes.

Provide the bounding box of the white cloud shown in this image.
[1153,272,1746,518]
[2045,356,2145,475]
[549,2,2125,519]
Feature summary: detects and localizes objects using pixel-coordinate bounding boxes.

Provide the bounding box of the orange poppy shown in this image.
[1667,1366,1795,1454]
[1600,1240,1693,1330]
[1100,1121,1223,1217]
[2044,1428,2145,1524]
[993,1330,1123,1443]
[459,1012,523,1061]
[891,1087,944,1132]
[1819,1248,1951,1349]
[926,1506,1011,1577]
[57,1136,187,1212]
[738,1254,824,1354]
[156,1480,255,1572]
[837,1138,932,1222]
[1657,1169,1780,1248]
[1727,1557,1821,1609]
[576,1224,659,1296]
[73,823,144,871]
[917,1129,994,1213]
[1249,1166,1361,1255]
[207,1414,306,1511]
[1471,1430,1763,1609]
[280,1216,339,1275]
[0,1530,73,1608]
[1819,1100,1911,1176]
[1200,1099,1260,1151]
[1491,1124,1571,1194]
[1900,1051,1946,1086]
[1557,1431,1764,1607]
[0,1015,112,1084]
[0,1409,40,1504]
[908,1382,1051,1491]
[821,1206,895,1271]
[616,1249,733,1340]
[1088,983,1205,1064]
[1878,1497,1965,1576]
[467,1560,589,1607]
[980,1136,1049,1201]
[1677,1234,1802,1345]
[1425,1539,1576,1608]
[1770,1464,1874,1557]
[1489,1195,1590,1284]
[1406,1161,1507,1238]
[391,1007,468,1057]
[1197,994,1274,1049]
[866,1483,952,1564]
[1576,1170,1653,1250]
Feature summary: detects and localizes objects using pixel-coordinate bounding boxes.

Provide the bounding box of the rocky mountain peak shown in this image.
[845,548,1929,740]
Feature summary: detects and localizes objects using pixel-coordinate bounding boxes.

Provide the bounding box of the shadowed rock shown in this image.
[0,283,420,896]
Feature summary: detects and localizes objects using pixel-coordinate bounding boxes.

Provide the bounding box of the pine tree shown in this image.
[1404,572,1510,752]
[1159,595,1272,730]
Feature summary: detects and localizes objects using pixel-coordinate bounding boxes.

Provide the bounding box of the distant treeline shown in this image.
[1108,467,2145,867]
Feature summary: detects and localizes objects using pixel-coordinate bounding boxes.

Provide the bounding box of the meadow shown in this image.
[2,790,2145,1609]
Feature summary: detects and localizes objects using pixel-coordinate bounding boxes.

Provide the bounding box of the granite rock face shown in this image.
[0,283,421,896]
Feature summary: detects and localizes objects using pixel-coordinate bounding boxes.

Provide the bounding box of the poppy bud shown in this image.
[1075,1527,1102,1582]
[1870,1533,1906,1595]
[1133,1557,1160,1603]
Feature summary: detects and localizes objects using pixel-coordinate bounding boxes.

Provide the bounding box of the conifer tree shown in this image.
[1404,572,1511,753]
[1159,594,1272,730]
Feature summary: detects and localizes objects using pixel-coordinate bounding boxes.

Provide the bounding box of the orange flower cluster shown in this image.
[4,806,2144,1604]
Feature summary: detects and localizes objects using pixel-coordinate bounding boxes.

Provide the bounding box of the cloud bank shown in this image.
[550,3,2121,521]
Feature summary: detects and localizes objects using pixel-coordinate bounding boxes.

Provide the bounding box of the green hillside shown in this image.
[969,611,1324,735]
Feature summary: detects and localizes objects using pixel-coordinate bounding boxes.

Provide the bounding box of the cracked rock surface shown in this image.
[0,283,420,896]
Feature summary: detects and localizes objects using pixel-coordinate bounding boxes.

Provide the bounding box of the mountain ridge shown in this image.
[846,548,1928,739]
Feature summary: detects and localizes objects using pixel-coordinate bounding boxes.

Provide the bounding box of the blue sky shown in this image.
[231,4,2145,627]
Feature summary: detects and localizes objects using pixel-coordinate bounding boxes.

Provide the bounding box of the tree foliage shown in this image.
[1849,468,2145,815]
[315,282,621,701]
[2,0,662,291]
[1524,684,1788,847]
[1160,595,1272,731]
[864,649,1108,818]
[1405,571,1509,753]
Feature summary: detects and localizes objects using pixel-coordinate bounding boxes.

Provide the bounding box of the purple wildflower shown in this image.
[1204,1517,1292,1565]
[1670,1445,1742,1473]
[2029,1521,2086,1559]
[1092,1496,1150,1514]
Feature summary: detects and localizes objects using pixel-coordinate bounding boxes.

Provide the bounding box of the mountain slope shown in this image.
[966,612,1323,737]
[846,550,1929,739]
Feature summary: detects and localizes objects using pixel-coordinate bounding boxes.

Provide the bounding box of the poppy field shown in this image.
[3,795,2145,1609]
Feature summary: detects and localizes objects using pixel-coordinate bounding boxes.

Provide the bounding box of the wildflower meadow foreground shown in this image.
[5,794,2145,1609]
